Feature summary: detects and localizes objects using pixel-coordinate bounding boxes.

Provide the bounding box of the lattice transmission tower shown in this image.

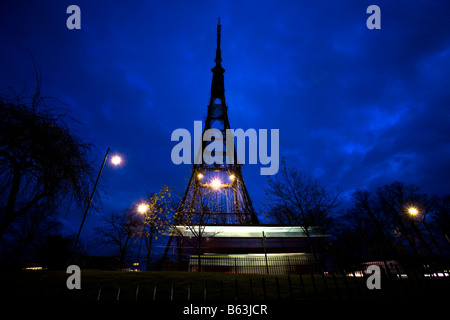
[177,17,259,225]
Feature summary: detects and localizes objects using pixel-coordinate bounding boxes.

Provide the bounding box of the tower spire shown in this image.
[210,17,225,106]
[215,17,222,67]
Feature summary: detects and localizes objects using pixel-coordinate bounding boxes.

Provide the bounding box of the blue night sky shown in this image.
[1,1,449,239]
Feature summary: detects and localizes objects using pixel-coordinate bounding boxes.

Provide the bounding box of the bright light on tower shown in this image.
[210,178,222,190]
[408,207,419,216]
[137,203,149,214]
[197,173,204,180]
[229,174,235,181]
[111,155,122,165]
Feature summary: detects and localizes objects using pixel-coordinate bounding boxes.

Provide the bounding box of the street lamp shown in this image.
[408,207,419,216]
[137,202,150,214]
[111,155,122,166]
[70,147,122,260]
[135,201,150,270]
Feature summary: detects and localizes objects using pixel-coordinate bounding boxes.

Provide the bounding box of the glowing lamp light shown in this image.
[197,173,204,180]
[210,178,222,190]
[111,155,122,165]
[137,203,149,214]
[229,174,235,181]
[408,207,419,216]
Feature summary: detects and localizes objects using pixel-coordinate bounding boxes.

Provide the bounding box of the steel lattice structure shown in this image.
[177,18,259,225]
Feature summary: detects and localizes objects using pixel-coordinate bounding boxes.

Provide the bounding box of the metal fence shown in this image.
[78,250,450,281]
[69,260,450,301]
[79,252,321,274]
[14,249,446,301]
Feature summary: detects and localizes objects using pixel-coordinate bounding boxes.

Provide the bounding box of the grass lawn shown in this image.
[2,269,447,301]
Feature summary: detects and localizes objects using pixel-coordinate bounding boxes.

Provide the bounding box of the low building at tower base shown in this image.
[174,224,328,274]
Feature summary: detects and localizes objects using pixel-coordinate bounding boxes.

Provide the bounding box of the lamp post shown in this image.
[70,147,122,260]
[135,202,149,270]
[262,231,269,275]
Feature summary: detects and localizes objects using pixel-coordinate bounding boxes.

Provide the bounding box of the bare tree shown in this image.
[432,195,450,249]
[264,160,340,260]
[376,182,441,257]
[0,70,94,242]
[0,203,61,267]
[412,194,445,257]
[339,182,448,262]
[341,189,399,262]
[95,208,139,269]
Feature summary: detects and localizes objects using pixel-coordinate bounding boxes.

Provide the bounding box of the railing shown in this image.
[80,252,320,274]
[91,260,449,301]
[185,255,318,274]
[13,250,450,301]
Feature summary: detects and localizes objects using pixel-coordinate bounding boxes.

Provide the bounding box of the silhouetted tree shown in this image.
[264,160,340,260]
[432,195,450,251]
[337,182,449,263]
[376,182,435,257]
[0,71,94,243]
[1,203,61,267]
[95,208,139,269]
[338,189,401,263]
